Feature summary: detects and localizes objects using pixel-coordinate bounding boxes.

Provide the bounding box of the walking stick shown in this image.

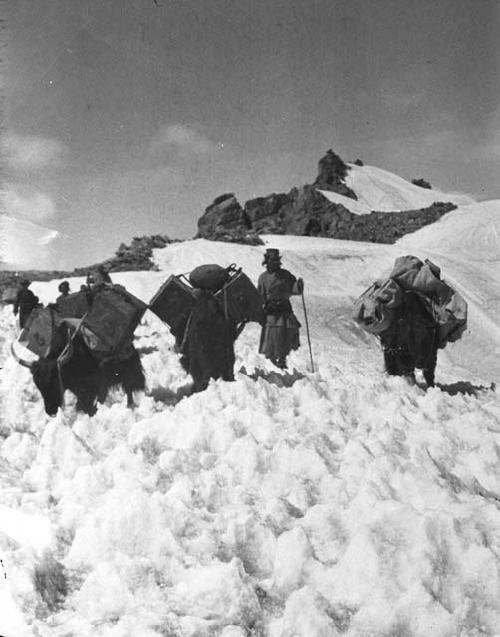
[301,290,315,372]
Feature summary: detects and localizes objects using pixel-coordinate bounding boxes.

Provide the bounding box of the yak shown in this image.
[176,290,239,393]
[13,322,145,417]
[379,290,439,387]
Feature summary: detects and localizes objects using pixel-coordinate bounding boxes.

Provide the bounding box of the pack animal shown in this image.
[178,291,238,392]
[13,322,145,416]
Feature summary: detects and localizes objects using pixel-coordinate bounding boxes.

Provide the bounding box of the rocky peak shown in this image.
[313,149,357,200]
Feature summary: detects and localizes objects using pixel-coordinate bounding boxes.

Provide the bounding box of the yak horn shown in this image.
[11,342,35,369]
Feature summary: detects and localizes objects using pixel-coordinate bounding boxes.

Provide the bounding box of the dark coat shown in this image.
[257,268,301,364]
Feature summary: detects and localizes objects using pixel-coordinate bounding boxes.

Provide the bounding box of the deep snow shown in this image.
[1,171,500,636]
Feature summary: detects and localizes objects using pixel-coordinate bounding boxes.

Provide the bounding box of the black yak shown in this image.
[379,290,438,387]
[177,290,238,393]
[12,324,145,417]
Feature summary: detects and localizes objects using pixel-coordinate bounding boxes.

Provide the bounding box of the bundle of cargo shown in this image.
[353,255,467,348]
[188,264,231,292]
[149,264,264,331]
[148,275,196,334]
[215,268,264,324]
[352,279,403,334]
[18,307,66,358]
[1,286,19,305]
[55,290,90,318]
[81,284,147,358]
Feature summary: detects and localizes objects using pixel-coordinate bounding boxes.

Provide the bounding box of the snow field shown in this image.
[1,217,500,635]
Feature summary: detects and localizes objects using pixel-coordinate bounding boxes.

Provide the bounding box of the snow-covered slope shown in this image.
[1,199,500,636]
[0,215,63,270]
[342,163,474,212]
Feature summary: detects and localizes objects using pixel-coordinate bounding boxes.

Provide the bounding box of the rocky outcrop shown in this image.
[411,178,432,190]
[308,201,456,243]
[196,193,250,239]
[73,234,175,274]
[1,234,177,298]
[195,150,457,246]
[312,149,357,199]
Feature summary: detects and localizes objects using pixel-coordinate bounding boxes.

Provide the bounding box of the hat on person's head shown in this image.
[263,248,281,265]
[58,280,70,293]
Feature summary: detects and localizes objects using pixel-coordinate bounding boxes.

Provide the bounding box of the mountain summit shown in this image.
[196,150,472,244]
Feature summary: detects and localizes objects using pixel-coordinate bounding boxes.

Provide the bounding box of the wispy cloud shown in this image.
[2,133,66,170]
[1,186,57,222]
[150,124,221,160]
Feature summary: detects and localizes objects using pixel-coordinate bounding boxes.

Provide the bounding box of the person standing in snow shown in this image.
[257,248,303,369]
[13,279,39,328]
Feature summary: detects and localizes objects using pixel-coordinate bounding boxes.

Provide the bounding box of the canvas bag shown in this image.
[353,278,403,334]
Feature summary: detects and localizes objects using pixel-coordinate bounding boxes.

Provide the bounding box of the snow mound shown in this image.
[398,200,500,262]
[345,164,474,212]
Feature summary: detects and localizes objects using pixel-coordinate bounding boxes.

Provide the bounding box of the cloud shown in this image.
[150,124,220,160]
[1,187,57,223]
[2,133,66,169]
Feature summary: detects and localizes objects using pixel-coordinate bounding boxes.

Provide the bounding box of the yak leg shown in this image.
[423,348,438,388]
[383,346,414,379]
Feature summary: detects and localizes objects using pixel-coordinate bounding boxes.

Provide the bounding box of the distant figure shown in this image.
[80,284,90,292]
[87,265,112,288]
[97,265,112,284]
[56,280,70,301]
[257,248,303,369]
[13,279,39,328]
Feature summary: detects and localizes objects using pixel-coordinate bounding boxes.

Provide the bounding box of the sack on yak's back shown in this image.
[189,264,231,292]
[432,285,468,348]
[389,255,424,290]
[353,278,402,334]
[411,262,449,300]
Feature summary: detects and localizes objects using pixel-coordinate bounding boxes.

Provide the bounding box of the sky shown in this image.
[1,0,500,268]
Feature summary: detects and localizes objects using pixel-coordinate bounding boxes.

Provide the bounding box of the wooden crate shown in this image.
[148,275,196,331]
[215,271,264,324]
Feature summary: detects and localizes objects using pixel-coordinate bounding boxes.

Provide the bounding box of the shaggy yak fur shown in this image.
[379,290,439,387]
[31,328,145,416]
[178,291,237,393]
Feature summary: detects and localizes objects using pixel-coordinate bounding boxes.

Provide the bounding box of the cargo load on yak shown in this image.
[18,307,67,358]
[215,268,264,325]
[148,275,196,332]
[1,286,19,304]
[149,264,264,338]
[352,279,403,334]
[353,255,467,348]
[81,284,147,359]
[55,290,90,318]
[189,264,231,292]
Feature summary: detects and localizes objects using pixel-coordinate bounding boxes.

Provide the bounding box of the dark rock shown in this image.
[197,193,250,239]
[354,159,364,166]
[313,149,357,200]
[411,178,432,190]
